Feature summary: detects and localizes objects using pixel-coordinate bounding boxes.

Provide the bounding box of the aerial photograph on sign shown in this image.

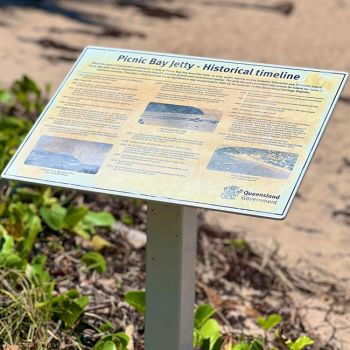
[207,147,298,179]
[138,102,222,132]
[25,135,112,174]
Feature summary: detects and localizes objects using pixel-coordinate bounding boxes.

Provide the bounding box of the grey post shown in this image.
[145,202,197,350]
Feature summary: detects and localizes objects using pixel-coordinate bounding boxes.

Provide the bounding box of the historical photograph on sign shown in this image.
[25,135,112,174]
[138,102,222,132]
[207,147,298,179]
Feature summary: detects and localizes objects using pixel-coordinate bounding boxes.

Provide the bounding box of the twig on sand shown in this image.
[200,0,294,16]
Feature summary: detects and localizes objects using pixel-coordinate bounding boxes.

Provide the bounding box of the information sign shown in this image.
[2,47,347,219]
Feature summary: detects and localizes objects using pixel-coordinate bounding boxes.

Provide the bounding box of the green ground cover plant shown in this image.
[0,77,127,348]
[124,291,314,350]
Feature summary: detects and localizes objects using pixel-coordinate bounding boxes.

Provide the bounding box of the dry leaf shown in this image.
[221,335,233,350]
[91,235,113,251]
[125,324,134,350]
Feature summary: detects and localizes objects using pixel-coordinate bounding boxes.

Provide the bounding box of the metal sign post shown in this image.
[145,202,197,350]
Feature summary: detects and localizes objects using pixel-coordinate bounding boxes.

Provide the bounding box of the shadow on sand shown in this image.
[0,0,189,22]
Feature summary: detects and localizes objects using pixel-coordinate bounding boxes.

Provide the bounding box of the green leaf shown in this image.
[232,338,264,350]
[121,213,133,226]
[293,336,314,350]
[95,340,117,350]
[199,319,221,340]
[84,211,116,227]
[1,232,15,254]
[65,205,89,229]
[214,338,223,350]
[201,337,222,350]
[124,290,146,315]
[256,313,282,332]
[113,333,129,350]
[28,255,54,296]
[99,320,113,332]
[81,252,107,273]
[0,89,12,104]
[72,220,94,239]
[194,304,216,330]
[20,213,42,257]
[286,336,314,350]
[41,187,57,206]
[249,338,264,350]
[51,289,89,327]
[229,238,249,253]
[199,319,221,350]
[11,75,43,114]
[76,295,89,309]
[74,211,116,238]
[40,203,67,231]
[94,333,129,350]
[232,343,250,350]
[0,233,24,268]
[66,289,80,298]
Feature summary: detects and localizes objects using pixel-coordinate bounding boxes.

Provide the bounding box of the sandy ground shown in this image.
[0,0,349,347]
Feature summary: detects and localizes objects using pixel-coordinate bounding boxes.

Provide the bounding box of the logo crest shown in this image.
[221,186,243,200]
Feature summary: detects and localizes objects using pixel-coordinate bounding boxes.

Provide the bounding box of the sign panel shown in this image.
[2,47,347,219]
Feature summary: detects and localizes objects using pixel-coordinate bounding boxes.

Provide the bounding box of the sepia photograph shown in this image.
[208,146,298,179]
[139,102,222,132]
[25,135,112,174]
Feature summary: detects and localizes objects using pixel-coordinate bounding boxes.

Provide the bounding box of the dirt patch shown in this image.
[25,195,347,349]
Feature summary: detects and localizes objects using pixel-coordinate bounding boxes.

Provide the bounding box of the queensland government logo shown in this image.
[221,185,243,200]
